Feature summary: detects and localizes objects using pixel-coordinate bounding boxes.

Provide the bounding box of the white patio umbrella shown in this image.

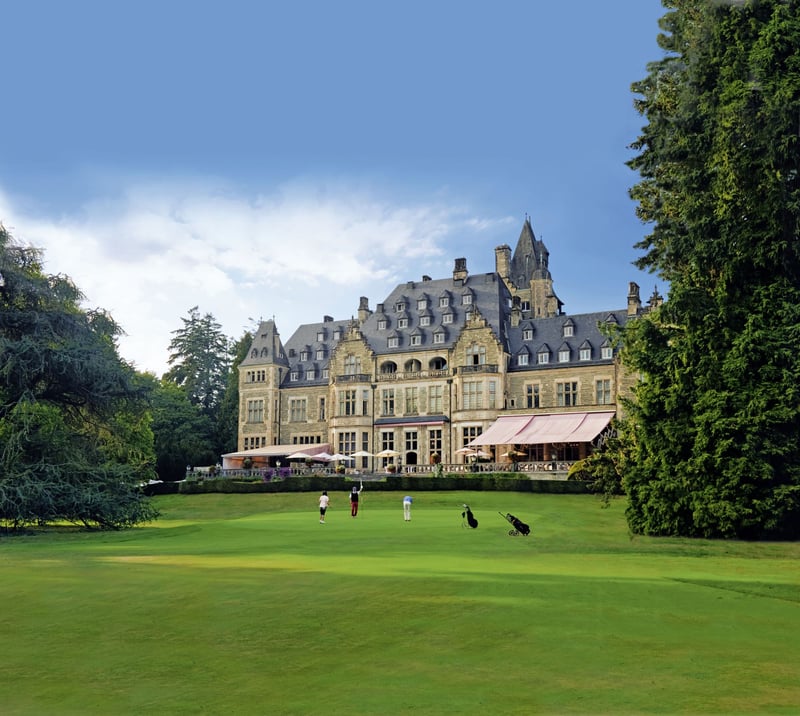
[328,453,354,461]
[287,451,313,460]
[455,446,479,455]
[350,450,373,458]
[375,449,401,458]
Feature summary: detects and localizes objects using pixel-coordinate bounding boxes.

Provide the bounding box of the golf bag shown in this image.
[499,512,531,537]
[461,504,478,529]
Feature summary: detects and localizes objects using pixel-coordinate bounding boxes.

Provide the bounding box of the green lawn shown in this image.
[2,491,798,715]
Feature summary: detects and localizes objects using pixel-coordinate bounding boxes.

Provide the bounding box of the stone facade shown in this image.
[237,218,650,467]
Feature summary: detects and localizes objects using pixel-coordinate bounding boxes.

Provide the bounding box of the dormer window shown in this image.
[317,331,325,342]
[433,330,445,344]
[420,315,431,327]
[378,318,387,330]
[579,341,592,361]
[562,320,575,338]
[417,298,427,311]
[290,371,299,381]
[306,368,316,380]
[333,329,342,340]
[398,317,408,329]
[558,346,571,363]
[388,336,399,348]
[411,334,422,346]
[517,352,529,366]
[462,293,473,305]
[395,301,406,312]
[601,341,613,360]
[316,348,325,360]
[537,346,550,365]
[522,327,533,341]
[443,312,454,325]
[439,295,450,308]
[300,350,310,362]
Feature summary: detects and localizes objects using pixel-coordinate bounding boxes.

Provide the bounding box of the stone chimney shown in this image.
[495,244,511,280]
[357,296,371,324]
[453,257,468,283]
[627,282,642,316]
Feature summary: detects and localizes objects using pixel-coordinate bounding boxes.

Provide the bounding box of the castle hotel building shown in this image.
[231,218,651,470]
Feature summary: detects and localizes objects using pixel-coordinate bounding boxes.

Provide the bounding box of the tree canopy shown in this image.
[621,0,800,538]
[0,225,158,530]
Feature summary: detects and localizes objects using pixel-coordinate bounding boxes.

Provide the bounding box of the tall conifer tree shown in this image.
[623,0,800,538]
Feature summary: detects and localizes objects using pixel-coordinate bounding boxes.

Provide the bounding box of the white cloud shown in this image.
[0,180,507,376]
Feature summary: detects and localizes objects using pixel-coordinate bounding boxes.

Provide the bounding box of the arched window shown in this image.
[380,361,397,374]
[405,359,422,373]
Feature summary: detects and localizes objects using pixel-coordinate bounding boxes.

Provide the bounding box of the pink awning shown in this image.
[469,412,614,446]
[468,415,535,446]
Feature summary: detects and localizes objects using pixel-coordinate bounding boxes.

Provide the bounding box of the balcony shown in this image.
[458,364,499,374]
[335,373,371,383]
[376,368,451,382]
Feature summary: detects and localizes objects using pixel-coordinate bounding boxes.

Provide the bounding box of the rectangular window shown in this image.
[462,425,482,446]
[522,329,533,341]
[381,431,395,452]
[411,334,421,346]
[558,348,570,363]
[563,325,574,337]
[388,337,399,348]
[381,388,395,416]
[601,346,613,359]
[398,318,408,329]
[429,385,443,413]
[289,398,307,422]
[405,387,418,414]
[537,352,549,365]
[439,296,449,308]
[405,431,418,452]
[246,399,264,423]
[556,381,578,407]
[420,315,431,326]
[526,384,540,409]
[362,389,369,415]
[462,294,473,305]
[488,380,497,409]
[443,313,453,324]
[378,319,387,330]
[417,299,427,310]
[517,353,529,366]
[316,349,325,360]
[338,389,356,416]
[338,431,356,455]
[596,379,612,405]
[579,347,591,361]
[428,428,442,457]
[463,381,483,410]
[319,397,326,421]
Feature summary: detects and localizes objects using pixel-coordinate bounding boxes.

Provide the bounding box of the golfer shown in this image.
[319,490,330,524]
[403,495,413,522]
[349,483,362,517]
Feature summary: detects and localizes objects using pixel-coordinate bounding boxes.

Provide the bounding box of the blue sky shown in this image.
[0,1,666,376]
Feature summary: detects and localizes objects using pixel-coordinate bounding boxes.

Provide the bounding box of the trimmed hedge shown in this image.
[164,473,589,496]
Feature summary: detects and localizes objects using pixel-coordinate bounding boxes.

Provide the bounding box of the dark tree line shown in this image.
[616,0,800,538]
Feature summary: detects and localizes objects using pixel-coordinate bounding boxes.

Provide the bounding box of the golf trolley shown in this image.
[498,511,531,537]
[461,504,479,529]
